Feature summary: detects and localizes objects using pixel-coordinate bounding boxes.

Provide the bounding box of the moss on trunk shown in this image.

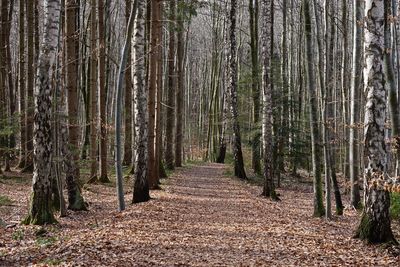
[355,211,397,244]
[23,192,57,225]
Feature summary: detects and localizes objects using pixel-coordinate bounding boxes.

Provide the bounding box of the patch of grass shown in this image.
[0,195,13,206]
[0,176,30,185]
[247,174,264,186]
[12,229,24,241]
[390,192,400,220]
[36,236,57,247]
[40,258,63,265]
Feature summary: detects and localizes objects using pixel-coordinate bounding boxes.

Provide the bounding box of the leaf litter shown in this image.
[0,163,399,266]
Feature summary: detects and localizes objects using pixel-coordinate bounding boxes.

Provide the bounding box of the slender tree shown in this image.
[132,0,150,203]
[303,0,324,217]
[175,0,184,168]
[24,0,34,173]
[349,0,362,209]
[89,0,98,181]
[249,0,261,174]
[98,0,110,183]
[165,0,176,170]
[228,0,247,179]
[123,0,133,167]
[260,0,277,198]
[18,0,26,169]
[115,0,138,211]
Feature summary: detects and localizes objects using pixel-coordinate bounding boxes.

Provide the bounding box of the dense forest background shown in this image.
[0,0,400,265]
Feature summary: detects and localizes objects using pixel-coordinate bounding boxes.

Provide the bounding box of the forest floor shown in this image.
[0,163,400,266]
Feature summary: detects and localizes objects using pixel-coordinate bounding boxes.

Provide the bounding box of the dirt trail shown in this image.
[1,163,399,266]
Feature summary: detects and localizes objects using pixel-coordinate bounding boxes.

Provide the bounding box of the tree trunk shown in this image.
[98,0,110,183]
[229,0,247,179]
[260,0,277,198]
[303,0,325,217]
[18,0,26,169]
[23,0,34,173]
[249,0,261,174]
[175,0,184,168]
[349,0,362,209]
[115,0,138,211]
[355,0,396,244]
[123,0,133,167]
[165,0,176,170]
[89,0,98,181]
[132,0,150,203]
[64,0,87,211]
[23,0,61,225]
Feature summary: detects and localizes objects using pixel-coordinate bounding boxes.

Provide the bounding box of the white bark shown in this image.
[132,0,149,203]
[25,0,61,225]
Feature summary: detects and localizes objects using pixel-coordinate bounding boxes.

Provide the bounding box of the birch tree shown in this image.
[132,0,150,203]
[260,0,277,199]
[355,0,396,244]
[23,0,61,225]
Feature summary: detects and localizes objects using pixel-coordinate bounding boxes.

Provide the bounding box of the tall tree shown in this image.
[0,0,8,174]
[18,0,26,169]
[349,0,362,209]
[249,0,261,174]
[229,0,247,179]
[303,0,324,217]
[23,0,61,225]
[175,0,184,168]
[24,0,34,172]
[147,0,161,188]
[355,0,396,244]
[123,0,133,167]
[260,0,277,198]
[64,0,87,211]
[98,0,110,183]
[89,0,98,181]
[132,0,150,203]
[165,0,176,170]
[115,0,138,211]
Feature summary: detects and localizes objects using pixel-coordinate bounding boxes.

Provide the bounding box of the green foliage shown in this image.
[40,258,63,266]
[0,195,13,206]
[36,236,57,247]
[390,192,400,220]
[12,229,24,241]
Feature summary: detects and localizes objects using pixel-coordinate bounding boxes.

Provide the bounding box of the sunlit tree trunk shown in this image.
[23,0,61,225]
[260,0,277,198]
[355,0,396,244]
[115,0,138,211]
[132,0,150,203]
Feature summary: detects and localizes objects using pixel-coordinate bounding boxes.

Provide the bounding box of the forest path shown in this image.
[1,163,399,266]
